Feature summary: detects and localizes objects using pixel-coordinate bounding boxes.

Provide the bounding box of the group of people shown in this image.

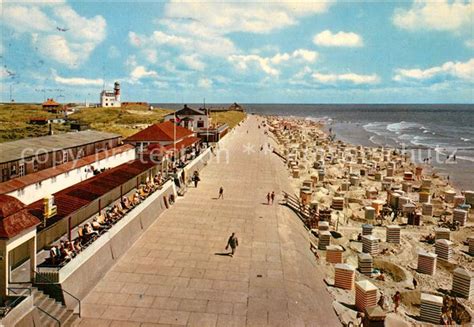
[266,191,276,205]
[46,173,167,267]
[48,239,83,265]
[440,294,461,325]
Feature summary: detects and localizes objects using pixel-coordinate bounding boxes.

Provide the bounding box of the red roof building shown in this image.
[0,195,40,239]
[125,121,194,143]
[124,121,199,155]
[42,98,60,109]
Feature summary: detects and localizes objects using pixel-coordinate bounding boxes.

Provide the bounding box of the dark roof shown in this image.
[125,121,194,143]
[0,195,40,239]
[168,104,206,116]
[228,102,244,111]
[27,159,156,227]
[0,130,121,164]
[0,144,135,195]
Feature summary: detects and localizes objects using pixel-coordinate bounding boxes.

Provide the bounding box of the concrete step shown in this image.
[33,286,74,326]
[63,313,80,327]
[38,308,61,326]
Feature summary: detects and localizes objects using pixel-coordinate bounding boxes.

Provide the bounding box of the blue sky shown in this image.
[1,0,473,103]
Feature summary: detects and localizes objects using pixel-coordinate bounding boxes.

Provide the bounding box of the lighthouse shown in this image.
[100,81,121,107]
[114,82,121,102]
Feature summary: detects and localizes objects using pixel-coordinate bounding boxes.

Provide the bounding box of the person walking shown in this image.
[218,186,224,199]
[193,171,200,188]
[266,192,271,205]
[393,291,401,313]
[271,191,275,204]
[226,233,239,257]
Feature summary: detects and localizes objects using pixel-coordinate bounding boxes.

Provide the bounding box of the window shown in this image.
[18,163,25,176]
[62,150,68,163]
[197,120,205,128]
[2,168,9,181]
[10,165,16,177]
[33,159,39,172]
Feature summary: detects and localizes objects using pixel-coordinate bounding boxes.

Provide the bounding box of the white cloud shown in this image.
[164,0,332,34]
[130,66,158,83]
[198,78,213,88]
[313,30,363,47]
[129,26,236,58]
[127,0,330,68]
[229,49,318,76]
[465,39,474,48]
[291,49,319,62]
[180,54,206,71]
[53,73,104,86]
[393,0,473,32]
[3,5,53,32]
[312,72,380,84]
[2,3,106,67]
[394,58,474,82]
[229,54,280,76]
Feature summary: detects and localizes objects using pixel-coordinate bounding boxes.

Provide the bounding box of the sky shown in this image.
[1,0,473,104]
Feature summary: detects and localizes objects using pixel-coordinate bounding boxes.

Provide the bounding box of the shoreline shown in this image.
[328,121,473,191]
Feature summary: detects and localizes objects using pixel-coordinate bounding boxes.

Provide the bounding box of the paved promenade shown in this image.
[79,116,340,327]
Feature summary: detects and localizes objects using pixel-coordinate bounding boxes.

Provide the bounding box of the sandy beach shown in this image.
[264,114,473,326]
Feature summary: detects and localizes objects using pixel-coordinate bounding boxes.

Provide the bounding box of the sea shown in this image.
[153,103,474,190]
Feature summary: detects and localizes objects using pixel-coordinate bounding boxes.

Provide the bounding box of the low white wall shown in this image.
[0,294,36,327]
[9,148,136,205]
[184,148,211,182]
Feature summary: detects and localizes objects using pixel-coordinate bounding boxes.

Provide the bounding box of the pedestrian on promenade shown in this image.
[266,192,271,205]
[226,233,239,257]
[218,186,224,199]
[271,191,275,204]
[193,171,200,188]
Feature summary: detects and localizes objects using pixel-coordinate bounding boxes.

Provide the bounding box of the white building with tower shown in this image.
[100,81,121,107]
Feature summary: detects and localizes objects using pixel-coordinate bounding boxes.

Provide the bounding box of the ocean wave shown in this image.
[398,134,413,141]
[386,121,423,133]
[363,122,388,136]
[456,155,474,163]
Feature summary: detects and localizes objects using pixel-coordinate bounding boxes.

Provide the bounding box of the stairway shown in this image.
[11,284,79,327]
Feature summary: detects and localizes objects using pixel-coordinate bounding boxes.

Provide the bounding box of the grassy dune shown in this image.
[0,104,245,143]
[0,104,69,142]
[210,110,246,128]
[68,106,173,137]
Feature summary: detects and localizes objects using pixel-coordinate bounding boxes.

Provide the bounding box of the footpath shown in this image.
[78,115,340,327]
